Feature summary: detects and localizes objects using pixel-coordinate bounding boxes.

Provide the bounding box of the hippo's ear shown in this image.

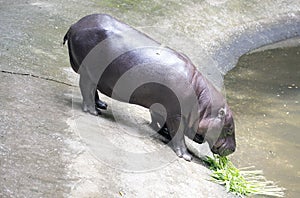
[217,108,226,119]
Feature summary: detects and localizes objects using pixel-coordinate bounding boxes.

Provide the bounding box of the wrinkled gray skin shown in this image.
[63,14,236,161]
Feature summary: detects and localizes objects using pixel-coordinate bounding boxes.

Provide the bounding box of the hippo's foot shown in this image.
[95,99,107,110]
[173,147,193,161]
[82,102,100,116]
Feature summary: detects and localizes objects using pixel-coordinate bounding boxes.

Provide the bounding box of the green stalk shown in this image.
[203,155,285,197]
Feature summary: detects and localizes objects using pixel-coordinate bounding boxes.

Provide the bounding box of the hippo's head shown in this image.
[198,104,236,156]
[209,107,236,156]
[186,102,236,156]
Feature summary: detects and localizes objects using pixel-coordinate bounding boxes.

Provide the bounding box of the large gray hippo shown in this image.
[63,14,236,161]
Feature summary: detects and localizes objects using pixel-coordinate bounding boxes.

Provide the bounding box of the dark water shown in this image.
[224,46,300,197]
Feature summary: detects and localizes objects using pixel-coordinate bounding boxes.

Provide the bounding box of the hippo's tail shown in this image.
[63,30,69,45]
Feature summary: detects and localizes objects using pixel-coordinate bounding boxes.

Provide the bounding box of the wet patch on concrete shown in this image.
[0,73,75,197]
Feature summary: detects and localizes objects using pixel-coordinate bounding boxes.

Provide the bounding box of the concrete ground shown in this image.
[1,0,299,197]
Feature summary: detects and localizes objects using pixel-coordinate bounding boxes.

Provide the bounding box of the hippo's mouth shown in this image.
[212,139,235,156]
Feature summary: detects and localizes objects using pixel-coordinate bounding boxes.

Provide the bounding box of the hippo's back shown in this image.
[64,14,159,72]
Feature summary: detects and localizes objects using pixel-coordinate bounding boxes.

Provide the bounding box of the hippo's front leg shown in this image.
[79,67,99,116]
[166,117,192,161]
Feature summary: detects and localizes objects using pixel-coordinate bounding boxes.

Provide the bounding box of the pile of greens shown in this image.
[204,155,285,197]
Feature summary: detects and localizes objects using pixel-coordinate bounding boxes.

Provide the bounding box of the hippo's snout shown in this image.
[213,146,235,156]
[211,137,236,156]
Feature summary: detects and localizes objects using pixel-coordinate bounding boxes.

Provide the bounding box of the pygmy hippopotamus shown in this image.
[63,14,236,161]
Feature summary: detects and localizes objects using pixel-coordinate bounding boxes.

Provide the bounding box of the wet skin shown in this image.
[64,14,236,161]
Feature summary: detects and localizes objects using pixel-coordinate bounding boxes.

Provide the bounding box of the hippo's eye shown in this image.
[218,108,226,118]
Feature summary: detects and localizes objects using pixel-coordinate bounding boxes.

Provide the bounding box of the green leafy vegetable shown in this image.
[203,155,285,197]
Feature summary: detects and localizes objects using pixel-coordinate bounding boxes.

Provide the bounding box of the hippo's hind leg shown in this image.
[95,90,108,110]
[79,69,100,116]
[166,116,192,161]
[150,110,167,131]
[150,110,170,139]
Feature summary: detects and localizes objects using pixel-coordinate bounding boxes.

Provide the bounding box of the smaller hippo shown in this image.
[63,14,236,161]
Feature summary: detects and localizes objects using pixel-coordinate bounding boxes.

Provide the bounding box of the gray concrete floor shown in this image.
[1,0,299,197]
